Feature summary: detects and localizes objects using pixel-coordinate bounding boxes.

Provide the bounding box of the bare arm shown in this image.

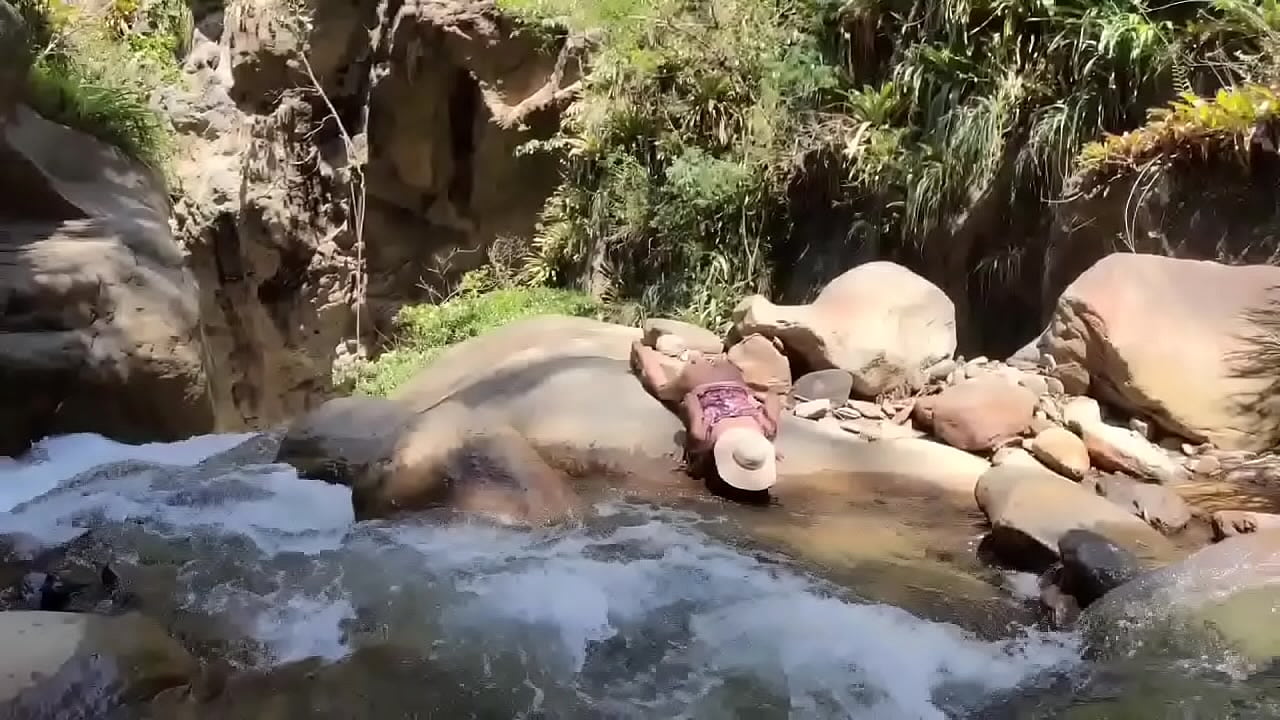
[683,392,709,449]
[631,341,685,403]
[760,392,782,440]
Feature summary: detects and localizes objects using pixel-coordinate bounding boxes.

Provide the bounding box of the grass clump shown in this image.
[346,287,604,397]
[14,0,190,167]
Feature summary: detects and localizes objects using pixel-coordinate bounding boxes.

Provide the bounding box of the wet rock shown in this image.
[920,378,1036,453]
[1080,530,1280,668]
[642,318,723,355]
[732,261,955,396]
[0,612,197,711]
[1041,253,1280,451]
[793,398,831,420]
[1038,564,1082,626]
[1211,510,1280,540]
[355,403,581,523]
[1056,528,1144,608]
[975,461,1177,571]
[1081,422,1188,485]
[792,369,854,405]
[1028,426,1090,480]
[276,397,415,486]
[1088,473,1192,533]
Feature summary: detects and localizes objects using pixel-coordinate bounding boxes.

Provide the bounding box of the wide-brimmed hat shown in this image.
[712,426,778,491]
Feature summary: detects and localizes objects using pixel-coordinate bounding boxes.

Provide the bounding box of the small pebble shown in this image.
[846,400,885,419]
[793,398,832,420]
[1192,455,1221,476]
[1128,417,1151,439]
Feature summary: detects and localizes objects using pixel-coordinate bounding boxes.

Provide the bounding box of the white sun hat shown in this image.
[712,426,778,491]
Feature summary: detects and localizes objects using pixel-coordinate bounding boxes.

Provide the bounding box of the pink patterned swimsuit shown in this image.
[691,381,765,436]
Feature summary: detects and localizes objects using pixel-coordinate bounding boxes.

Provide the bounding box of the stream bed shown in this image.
[1,432,1278,718]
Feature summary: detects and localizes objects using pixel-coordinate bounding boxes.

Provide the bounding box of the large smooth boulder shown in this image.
[732,262,956,397]
[391,315,685,462]
[0,611,198,712]
[1081,531,1280,669]
[917,377,1036,452]
[0,106,216,456]
[1040,253,1280,451]
[976,459,1178,569]
[1080,421,1186,485]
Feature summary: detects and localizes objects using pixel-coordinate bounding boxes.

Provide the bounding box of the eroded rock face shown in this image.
[732,261,956,397]
[1039,253,1280,452]
[0,107,215,455]
[171,0,581,429]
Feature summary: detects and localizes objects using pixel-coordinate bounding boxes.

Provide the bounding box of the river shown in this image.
[1,432,1278,718]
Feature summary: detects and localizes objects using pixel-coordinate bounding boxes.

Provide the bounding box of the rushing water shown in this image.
[1,432,1278,718]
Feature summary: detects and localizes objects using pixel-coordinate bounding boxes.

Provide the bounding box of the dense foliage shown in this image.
[14,0,189,166]
[496,0,1280,327]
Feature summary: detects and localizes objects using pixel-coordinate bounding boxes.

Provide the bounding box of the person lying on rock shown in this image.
[630,338,782,498]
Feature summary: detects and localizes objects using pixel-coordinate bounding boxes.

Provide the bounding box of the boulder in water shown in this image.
[0,611,197,711]
[1056,528,1144,608]
[1081,530,1280,671]
[1087,472,1192,533]
[732,261,955,396]
[1028,426,1090,480]
[276,397,416,486]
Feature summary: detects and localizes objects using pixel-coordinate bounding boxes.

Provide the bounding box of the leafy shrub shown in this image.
[346,287,604,397]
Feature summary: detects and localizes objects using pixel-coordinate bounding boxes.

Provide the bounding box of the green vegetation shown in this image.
[1079,85,1280,188]
[345,287,604,397]
[494,0,1279,326]
[14,0,190,166]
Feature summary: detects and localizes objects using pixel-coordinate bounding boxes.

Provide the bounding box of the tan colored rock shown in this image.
[1018,373,1051,397]
[847,399,886,419]
[1192,455,1222,476]
[1081,422,1187,485]
[726,333,792,396]
[642,318,723,354]
[1062,396,1102,432]
[1211,510,1280,540]
[732,261,955,396]
[1029,426,1090,480]
[1042,253,1280,451]
[356,403,580,523]
[976,462,1178,567]
[1088,473,1193,533]
[925,378,1037,452]
[0,612,197,709]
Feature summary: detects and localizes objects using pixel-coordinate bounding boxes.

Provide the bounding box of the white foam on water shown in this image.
[0,432,257,512]
[0,432,1082,717]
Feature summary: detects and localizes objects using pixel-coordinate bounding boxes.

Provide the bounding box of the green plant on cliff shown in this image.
[15,0,189,166]
[346,286,604,397]
[497,0,1272,327]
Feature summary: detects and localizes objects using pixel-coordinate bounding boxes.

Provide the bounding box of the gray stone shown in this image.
[792,369,854,405]
[1057,528,1144,608]
[1089,472,1193,533]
